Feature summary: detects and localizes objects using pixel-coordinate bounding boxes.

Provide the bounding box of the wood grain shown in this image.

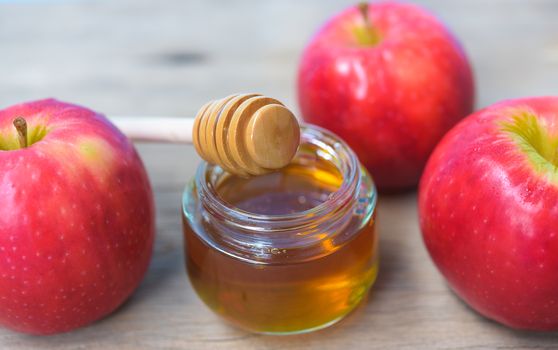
[0,0,558,349]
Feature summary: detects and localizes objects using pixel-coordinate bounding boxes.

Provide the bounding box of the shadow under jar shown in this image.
[182,124,378,335]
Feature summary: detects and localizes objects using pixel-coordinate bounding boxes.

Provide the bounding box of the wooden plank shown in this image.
[0,0,557,348]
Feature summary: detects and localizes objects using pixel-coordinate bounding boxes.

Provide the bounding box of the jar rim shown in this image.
[194,124,366,229]
[184,123,377,263]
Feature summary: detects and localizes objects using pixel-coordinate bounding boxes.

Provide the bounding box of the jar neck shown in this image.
[193,124,376,263]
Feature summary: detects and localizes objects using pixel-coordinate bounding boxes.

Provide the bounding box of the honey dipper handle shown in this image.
[109,116,195,143]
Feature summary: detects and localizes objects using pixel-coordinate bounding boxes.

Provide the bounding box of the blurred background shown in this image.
[1,1,558,349]
[1,0,557,117]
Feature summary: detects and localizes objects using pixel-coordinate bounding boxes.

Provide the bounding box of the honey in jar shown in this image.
[182,125,378,334]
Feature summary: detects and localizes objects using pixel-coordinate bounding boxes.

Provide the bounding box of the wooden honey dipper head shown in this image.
[193,94,300,177]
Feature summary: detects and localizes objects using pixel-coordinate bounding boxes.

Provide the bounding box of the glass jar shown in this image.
[182,124,378,335]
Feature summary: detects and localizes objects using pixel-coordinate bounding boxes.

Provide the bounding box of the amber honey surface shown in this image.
[183,150,378,334]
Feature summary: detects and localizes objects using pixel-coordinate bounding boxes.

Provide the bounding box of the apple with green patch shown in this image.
[298,1,474,192]
[420,96,558,330]
[0,99,154,334]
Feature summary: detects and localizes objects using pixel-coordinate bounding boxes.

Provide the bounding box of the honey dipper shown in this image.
[110,93,300,176]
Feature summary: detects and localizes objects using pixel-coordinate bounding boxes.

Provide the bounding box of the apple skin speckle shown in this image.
[0,99,155,335]
[419,96,558,330]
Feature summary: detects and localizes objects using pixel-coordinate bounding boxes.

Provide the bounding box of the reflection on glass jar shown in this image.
[182,124,378,335]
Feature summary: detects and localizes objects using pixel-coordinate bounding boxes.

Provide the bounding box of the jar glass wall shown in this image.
[182,124,378,334]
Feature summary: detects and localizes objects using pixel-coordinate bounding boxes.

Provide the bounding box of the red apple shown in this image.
[0,99,154,334]
[298,2,474,192]
[419,96,558,330]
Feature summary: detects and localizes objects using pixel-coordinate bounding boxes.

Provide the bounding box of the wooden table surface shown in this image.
[1,0,558,349]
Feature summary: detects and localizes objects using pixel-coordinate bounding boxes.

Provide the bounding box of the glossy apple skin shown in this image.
[419,97,558,330]
[298,2,474,192]
[0,99,154,334]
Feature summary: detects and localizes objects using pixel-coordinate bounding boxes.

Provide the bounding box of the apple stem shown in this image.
[358,2,370,26]
[13,117,28,149]
[354,2,381,46]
